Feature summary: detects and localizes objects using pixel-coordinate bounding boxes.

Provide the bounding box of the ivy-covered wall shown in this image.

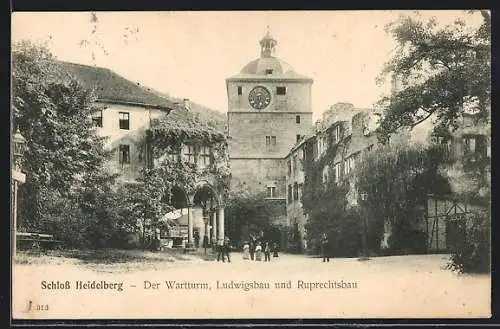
[146,114,231,202]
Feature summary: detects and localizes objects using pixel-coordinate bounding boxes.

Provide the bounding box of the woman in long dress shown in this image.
[255,242,263,261]
[243,241,250,260]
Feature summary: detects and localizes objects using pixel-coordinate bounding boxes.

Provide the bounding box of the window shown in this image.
[237,86,242,95]
[119,144,130,165]
[317,136,325,157]
[119,112,130,130]
[293,183,299,201]
[334,125,341,143]
[321,166,329,186]
[138,147,143,163]
[277,86,286,95]
[464,137,476,153]
[182,144,196,163]
[266,135,276,146]
[367,144,374,153]
[287,160,292,176]
[287,184,292,202]
[199,146,211,168]
[92,110,103,127]
[267,186,277,198]
[296,134,301,142]
[296,115,301,124]
[298,183,303,201]
[345,157,355,175]
[463,135,487,158]
[292,155,298,174]
[266,69,273,75]
[167,148,180,162]
[334,163,341,183]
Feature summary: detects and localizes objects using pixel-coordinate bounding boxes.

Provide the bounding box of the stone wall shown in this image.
[228,111,313,159]
[227,80,312,113]
[229,158,287,198]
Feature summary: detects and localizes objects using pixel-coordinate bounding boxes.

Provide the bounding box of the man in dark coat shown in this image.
[223,236,231,263]
[249,239,255,261]
[216,239,225,262]
[321,233,330,262]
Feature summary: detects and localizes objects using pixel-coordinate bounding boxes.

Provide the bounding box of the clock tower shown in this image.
[226,28,313,197]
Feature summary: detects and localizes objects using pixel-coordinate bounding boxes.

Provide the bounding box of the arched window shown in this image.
[293,182,299,201]
[322,166,329,185]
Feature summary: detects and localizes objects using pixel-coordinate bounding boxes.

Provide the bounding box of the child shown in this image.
[273,242,279,258]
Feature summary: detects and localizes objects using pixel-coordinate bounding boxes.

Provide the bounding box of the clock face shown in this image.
[248,86,271,110]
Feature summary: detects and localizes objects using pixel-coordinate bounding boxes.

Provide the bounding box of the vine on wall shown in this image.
[143,115,230,204]
[301,129,361,256]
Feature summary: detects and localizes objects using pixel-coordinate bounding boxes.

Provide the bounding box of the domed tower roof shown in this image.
[240,57,295,75]
[227,27,312,82]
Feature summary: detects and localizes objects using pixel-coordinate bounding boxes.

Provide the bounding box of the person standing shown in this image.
[249,237,255,261]
[243,241,250,260]
[264,241,271,262]
[223,236,231,263]
[255,242,262,261]
[273,242,279,258]
[216,238,225,262]
[321,233,330,262]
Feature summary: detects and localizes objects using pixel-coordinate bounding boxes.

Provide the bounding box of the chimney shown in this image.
[314,119,323,132]
[183,98,191,111]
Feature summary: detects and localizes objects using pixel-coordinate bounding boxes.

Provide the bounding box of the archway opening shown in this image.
[193,184,219,249]
[158,186,189,249]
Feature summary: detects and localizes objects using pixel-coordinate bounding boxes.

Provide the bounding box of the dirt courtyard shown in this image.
[12,251,491,319]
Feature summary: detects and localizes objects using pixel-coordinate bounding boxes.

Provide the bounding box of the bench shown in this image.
[17,232,63,251]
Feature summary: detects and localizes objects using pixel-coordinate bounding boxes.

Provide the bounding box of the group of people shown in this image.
[214,233,330,263]
[242,239,279,262]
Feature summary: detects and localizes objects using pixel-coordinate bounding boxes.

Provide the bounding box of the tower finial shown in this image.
[260,26,277,58]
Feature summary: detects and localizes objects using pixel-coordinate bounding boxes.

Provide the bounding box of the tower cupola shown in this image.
[259,26,277,58]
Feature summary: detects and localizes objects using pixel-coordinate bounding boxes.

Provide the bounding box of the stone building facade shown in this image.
[226,30,313,199]
[284,104,380,252]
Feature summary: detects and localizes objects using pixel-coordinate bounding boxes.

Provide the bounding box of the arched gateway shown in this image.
[161,179,225,250]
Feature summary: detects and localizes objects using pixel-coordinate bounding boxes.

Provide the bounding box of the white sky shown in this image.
[12,10,480,120]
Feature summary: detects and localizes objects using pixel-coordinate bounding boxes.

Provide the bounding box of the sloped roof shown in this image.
[50,61,176,110]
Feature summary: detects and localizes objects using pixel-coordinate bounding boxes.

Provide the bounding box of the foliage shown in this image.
[13,41,231,250]
[147,115,230,198]
[13,41,115,238]
[225,189,285,244]
[302,133,363,256]
[355,142,451,253]
[150,116,226,154]
[377,11,491,142]
[447,210,490,273]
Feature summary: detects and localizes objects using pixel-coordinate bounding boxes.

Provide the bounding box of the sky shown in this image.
[12,10,479,120]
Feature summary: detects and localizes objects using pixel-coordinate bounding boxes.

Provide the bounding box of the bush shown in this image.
[447,210,490,273]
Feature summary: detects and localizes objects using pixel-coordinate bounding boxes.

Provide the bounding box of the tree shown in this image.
[12,41,114,234]
[225,188,284,244]
[377,10,490,142]
[355,142,451,253]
